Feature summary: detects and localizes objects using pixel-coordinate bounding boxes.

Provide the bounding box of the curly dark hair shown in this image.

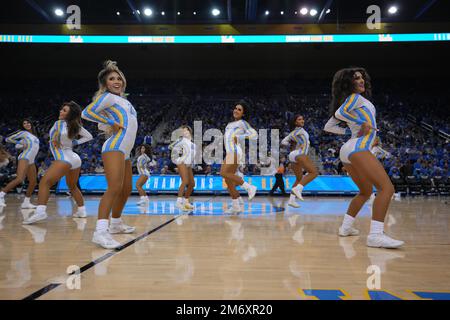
[234,99,252,120]
[329,67,372,117]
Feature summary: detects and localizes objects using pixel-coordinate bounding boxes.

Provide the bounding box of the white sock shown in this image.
[370,220,384,235]
[77,206,86,213]
[242,182,250,190]
[110,217,122,226]
[140,195,147,200]
[232,199,240,208]
[177,197,183,204]
[341,214,355,229]
[184,198,191,204]
[296,184,304,191]
[96,219,109,233]
[289,194,296,202]
[36,205,47,214]
[0,191,5,198]
[23,197,31,203]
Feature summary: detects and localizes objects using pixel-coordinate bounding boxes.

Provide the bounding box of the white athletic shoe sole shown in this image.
[247,185,257,201]
[367,233,404,249]
[225,207,242,215]
[288,201,300,208]
[338,226,360,237]
[176,203,191,212]
[92,231,121,249]
[292,187,304,201]
[108,224,136,234]
[21,203,37,209]
[22,212,48,225]
[73,211,87,218]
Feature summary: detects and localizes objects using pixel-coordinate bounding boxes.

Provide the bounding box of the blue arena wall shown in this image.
[56,174,360,195]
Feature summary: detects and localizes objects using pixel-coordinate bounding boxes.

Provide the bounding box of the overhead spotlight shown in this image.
[161,11,165,16]
[177,11,181,15]
[326,9,331,14]
[212,8,220,16]
[136,9,141,15]
[300,8,308,15]
[54,8,64,16]
[388,6,398,14]
[116,11,120,16]
[193,11,197,15]
[144,8,153,16]
[265,10,270,16]
[295,11,298,15]
[280,11,284,15]
[310,9,318,16]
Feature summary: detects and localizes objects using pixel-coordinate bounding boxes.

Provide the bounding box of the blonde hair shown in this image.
[93,60,127,100]
[93,60,127,137]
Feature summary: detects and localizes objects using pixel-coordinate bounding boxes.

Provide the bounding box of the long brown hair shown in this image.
[21,118,37,136]
[62,101,82,139]
[139,144,153,158]
[329,67,372,117]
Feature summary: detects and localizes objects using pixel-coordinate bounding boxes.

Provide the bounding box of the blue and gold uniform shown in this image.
[5,130,39,163]
[49,120,93,169]
[334,93,377,164]
[82,92,138,159]
[281,127,310,162]
[224,120,257,164]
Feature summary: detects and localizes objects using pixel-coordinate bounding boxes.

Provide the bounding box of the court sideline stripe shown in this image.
[23,215,181,300]
[22,196,215,300]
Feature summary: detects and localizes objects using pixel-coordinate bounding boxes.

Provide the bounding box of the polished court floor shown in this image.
[0,194,449,300]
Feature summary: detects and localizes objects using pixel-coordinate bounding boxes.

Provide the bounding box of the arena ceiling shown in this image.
[0,0,449,25]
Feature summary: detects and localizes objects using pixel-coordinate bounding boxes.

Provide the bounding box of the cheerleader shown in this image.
[220,101,258,214]
[81,60,138,249]
[169,126,196,211]
[281,115,318,208]
[136,144,154,205]
[23,102,93,224]
[324,67,404,249]
[0,119,39,208]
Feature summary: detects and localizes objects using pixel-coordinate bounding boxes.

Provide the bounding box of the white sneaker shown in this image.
[225,206,242,215]
[367,233,404,249]
[176,202,190,212]
[21,202,37,209]
[238,198,244,206]
[247,185,257,201]
[0,198,6,207]
[73,210,87,218]
[108,222,136,234]
[292,186,304,201]
[338,226,360,237]
[184,201,194,210]
[137,197,149,205]
[288,201,300,208]
[22,211,48,225]
[92,231,121,249]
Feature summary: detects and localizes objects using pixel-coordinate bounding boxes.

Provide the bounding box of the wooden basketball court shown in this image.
[0,194,449,300]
